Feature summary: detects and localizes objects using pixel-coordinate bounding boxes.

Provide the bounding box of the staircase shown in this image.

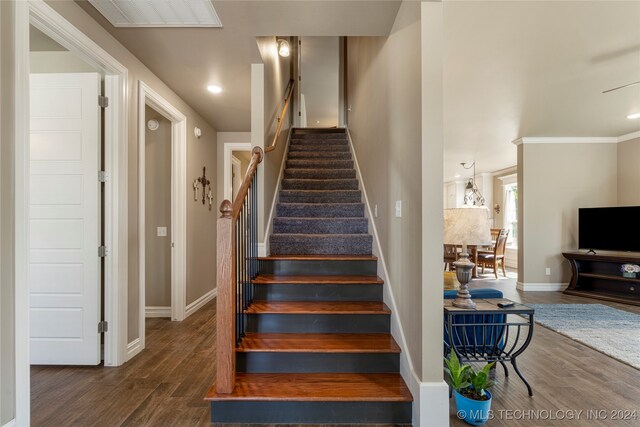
[207,128,412,424]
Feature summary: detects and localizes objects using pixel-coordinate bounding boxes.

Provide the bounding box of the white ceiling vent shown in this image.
[88,0,222,28]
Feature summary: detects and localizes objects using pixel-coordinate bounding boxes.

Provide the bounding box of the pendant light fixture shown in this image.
[461,162,485,206]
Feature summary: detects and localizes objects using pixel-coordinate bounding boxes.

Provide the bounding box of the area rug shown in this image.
[528,304,640,369]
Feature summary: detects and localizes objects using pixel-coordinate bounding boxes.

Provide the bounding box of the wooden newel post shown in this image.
[216,199,236,393]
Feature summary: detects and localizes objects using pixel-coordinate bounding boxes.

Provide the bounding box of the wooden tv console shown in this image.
[563,251,640,306]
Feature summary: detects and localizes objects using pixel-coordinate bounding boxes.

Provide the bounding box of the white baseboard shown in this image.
[126,338,142,361]
[145,306,171,318]
[418,381,450,427]
[258,242,266,257]
[516,281,568,292]
[2,419,17,427]
[185,288,217,318]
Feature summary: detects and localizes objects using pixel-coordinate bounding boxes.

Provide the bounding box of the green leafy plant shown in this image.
[444,352,495,401]
[443,351,471,391]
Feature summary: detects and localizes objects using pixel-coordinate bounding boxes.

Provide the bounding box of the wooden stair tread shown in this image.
[237,333,400,353]
[252,275,383,285]
[246,301,391,314]
[205,373,412,402]
[259,254,377,261]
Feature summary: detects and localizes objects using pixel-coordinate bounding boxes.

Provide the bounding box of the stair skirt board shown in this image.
[210,401,412,424]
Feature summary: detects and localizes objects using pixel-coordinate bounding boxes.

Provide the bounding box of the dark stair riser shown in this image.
[254,283,382,301]
[245,313,390,333]
[260,259,378,276]
[279,190,362,204]
[276,203,364,218]
[270,235,373,255]
[284,169,356,179]
[281,179,359,190]
[289,144,351,152]
[286,159,354,169]
[287,151,352,159]
[237,352,399,373]
[273,218,368,234]
[210,401,412,425]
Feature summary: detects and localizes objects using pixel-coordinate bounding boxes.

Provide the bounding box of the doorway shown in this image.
[223,142,252,201]
[299,36,340,128]
[143,107,173,321]
[136,81,188,359]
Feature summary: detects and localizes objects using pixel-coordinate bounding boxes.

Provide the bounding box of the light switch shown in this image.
[545,267,551,276]
[157,226,167,237]
[395,200,402,218]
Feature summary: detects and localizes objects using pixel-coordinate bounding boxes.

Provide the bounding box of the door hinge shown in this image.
[98,245,108,257]
[298,111,301,116]
[98,170,109,182]
[98,321,108,333]
[98,95,109,108]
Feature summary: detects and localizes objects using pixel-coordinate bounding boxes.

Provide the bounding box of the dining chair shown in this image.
[443,244,459,271]
[478,229,509,278]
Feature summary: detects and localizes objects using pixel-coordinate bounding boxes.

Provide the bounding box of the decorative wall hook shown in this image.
[194,166,213,209]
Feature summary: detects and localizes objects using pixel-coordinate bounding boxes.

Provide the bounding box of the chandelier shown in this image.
[461,162,485,206]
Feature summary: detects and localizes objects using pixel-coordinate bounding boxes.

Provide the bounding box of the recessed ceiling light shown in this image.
[627,112,640,120]
[207,85,223,94]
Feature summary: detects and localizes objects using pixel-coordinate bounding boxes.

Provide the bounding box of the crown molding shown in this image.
[618,130,640,143]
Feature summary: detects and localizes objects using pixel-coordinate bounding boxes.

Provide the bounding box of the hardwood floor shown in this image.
[450,270,640,426]
[31,272,640,426]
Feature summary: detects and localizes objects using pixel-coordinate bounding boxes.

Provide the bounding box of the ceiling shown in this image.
[443,0,640,181]
[76,0,401,131]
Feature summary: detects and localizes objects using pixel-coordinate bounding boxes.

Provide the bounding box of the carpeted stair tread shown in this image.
[290,138,348,146]
[258,255,378,261]
[282,179,359,190]
[273,217,368,234]
[284,169,356,180]
[289,144,350,152]
[291,133,348,140]
[279,189,362,204]
[205,373,412,402]
[237,333,399,353]
[286,159,354,169]
[287,151,352,159]
[270,234,373,255]
[276,203,364,218]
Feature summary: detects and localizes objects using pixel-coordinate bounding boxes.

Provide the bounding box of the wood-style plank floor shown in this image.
[31,271,640,426]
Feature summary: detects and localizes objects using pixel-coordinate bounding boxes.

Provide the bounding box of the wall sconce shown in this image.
[277,39,290,57]
[193,166,213,210]
[494,203,501,214]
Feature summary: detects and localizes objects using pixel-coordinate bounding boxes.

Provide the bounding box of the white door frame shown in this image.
[137,81,187,358]
[14,0,129,424]
[231,155,242,199]
[223,142,252,201]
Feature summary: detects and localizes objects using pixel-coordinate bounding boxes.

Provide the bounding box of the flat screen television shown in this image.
[579,206,640,252]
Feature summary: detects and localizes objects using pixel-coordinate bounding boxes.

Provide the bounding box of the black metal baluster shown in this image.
[236,212,241,345]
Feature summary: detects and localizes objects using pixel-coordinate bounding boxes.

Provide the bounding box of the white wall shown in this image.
[518,142,618,287]
[300,36,339,127]
[618,136,640,206]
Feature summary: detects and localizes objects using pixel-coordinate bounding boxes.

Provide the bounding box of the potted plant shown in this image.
[444,351,495,426]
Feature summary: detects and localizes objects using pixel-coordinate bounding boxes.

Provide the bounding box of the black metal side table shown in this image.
[444,298,535,396]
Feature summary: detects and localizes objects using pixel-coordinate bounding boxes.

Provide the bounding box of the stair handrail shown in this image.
[265,79,295,153]
[216,146,264,394]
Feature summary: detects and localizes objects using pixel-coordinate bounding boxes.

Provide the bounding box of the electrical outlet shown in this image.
[374,204,378,218]
[545,267,551,276]
[157,226,167,237]
[395,200,402,218]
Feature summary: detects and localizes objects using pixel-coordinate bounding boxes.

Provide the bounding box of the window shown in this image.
[503,183,518,246]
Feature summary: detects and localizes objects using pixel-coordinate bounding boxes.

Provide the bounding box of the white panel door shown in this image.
[29,73,101,365]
